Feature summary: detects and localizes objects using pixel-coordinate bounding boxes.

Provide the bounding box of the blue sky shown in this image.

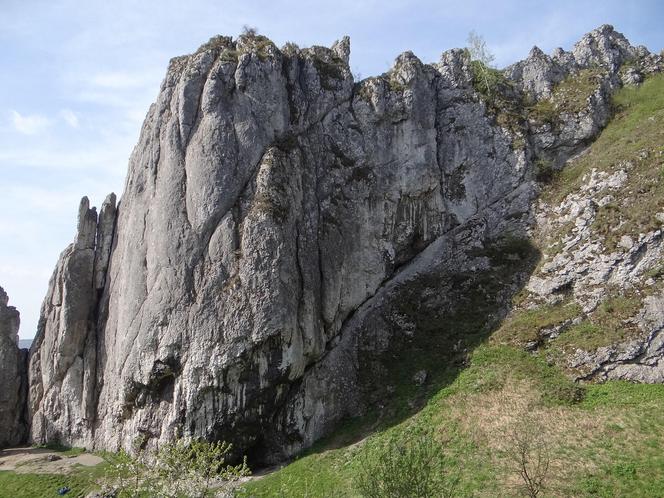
[1,0,662,339]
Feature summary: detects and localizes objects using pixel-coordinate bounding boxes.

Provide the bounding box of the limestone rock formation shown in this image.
[27,25,664,462]
[30,195,116,444]
[0,286,28,447]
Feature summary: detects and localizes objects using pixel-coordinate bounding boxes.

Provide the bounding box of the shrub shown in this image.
[241,25,258,38]
[534,159,555,183]
[466,31,497,96]
[100,439,250,497]
[354,432,458,498]
[281,41,300,56]
[506,416,551,498]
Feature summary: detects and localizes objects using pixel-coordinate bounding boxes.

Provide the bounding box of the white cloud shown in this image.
[0,264,52,280]
[60,108,79,128]
[10,110,52,135]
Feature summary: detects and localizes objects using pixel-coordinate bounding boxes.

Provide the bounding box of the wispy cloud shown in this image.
[0,139,132,173]
[89,70,156,89]
[60,108,79,128]
[10,110,52,135]
[0,264,52,280]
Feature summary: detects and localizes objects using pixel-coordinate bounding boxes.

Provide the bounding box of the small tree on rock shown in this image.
[466,31,497,96]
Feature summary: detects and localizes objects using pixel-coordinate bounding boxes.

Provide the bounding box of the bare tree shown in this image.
[506,419,550,498]
[242,25,258,37]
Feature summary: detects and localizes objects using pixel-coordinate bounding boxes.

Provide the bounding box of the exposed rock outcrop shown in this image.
[0,286,28,447]
[29,195,116,444]
[27,25,663,462]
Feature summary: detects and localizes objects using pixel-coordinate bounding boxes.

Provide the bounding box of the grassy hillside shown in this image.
[241,346,664,497]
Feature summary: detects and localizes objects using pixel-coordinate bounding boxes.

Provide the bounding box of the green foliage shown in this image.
[312,55,345,90]
[466,31,497,96]
[527,68,605,127]
[542,72,664,202]
[102,449,151,497]
[465,50,524,139]
[101,440,250,498]
[281,41,300,56]
[386,74,406,93]
[469,60,506,97]
[196,35,233,54]
[219,48,239,63]
[528,97,557,124]
[534,158,555,183]
[354,433,459,498]
[645,263,664,280]
[535,72,664,263]
[355,80,374,102]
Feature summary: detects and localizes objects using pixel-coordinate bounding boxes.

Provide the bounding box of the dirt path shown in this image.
[0,447,104,474]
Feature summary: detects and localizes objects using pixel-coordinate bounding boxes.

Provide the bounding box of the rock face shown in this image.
[27,25,664,461]
[30,195,116,444]
[0,286,28,447]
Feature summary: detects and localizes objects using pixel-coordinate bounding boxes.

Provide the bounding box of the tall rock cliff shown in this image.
[27,25,664,462]
[0,286,28,447]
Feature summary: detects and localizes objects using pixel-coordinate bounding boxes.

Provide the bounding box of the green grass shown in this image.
[540,74,664,251]
[33,443,86,457]
[569,382,664,497]
[549,294,643,353]
[6,65,664,498]
[529,68,605,124]
[167,53,664,498]
[0,462,108,498]
[244,345,664,497]
[492,301,581,346]
[582,381,664,409]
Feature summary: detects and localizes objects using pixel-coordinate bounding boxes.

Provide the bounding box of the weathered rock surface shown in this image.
[0,286,28,447]
[27,25,663,461]
[522,160,664,382]
[30,195,116,444]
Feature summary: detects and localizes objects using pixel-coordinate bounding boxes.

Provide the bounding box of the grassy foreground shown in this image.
[242,345,664,497]
[0,463,107,498]
[3,350,662,498]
